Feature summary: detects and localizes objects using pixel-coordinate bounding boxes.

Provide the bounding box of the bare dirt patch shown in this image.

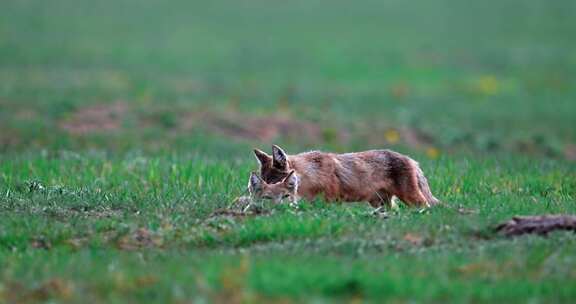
[116,228,163,250]
[31,237,52,250]
[564,144,576,161]
[2,278,74,303]
[181,111,328,143]
[363,125,437,150]
[208,207,271,219]
[399,127,436,148]
[60,102,127,135]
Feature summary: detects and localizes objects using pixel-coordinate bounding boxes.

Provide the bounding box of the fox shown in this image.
[253,145,439,209]
[229,171,298,213]
[248,170,299,205]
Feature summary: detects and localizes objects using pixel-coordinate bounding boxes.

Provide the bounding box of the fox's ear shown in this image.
[272,144,288,169]
[253,148,272,167]
[248,172,263,193]
[282,170,298,192]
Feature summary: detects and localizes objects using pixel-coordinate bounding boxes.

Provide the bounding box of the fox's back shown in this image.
[291,149,411,175]
[289,149,414,201]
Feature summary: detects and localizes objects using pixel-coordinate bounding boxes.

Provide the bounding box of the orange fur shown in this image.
[254,145,439,208]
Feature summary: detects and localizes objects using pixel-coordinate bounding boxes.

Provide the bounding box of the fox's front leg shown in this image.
[289,196,300,208]
[239,195,257,213]
[242,200,253,213]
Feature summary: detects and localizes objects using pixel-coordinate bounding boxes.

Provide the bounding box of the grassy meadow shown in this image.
[1,0,576,302]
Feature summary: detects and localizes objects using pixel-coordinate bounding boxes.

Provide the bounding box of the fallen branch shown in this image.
[495,215,576,237]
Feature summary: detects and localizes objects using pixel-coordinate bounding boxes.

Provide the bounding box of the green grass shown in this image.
[1,154,575,302]
[1,0,576,302]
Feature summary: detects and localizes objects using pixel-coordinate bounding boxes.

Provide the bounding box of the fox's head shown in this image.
[248,170,298,203]
[253,145,292,184]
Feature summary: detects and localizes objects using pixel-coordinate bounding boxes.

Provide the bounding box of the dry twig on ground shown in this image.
[495,215,576,237]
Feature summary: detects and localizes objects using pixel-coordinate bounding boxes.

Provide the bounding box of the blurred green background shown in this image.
[2,1,576,302]
[1,0,575,159]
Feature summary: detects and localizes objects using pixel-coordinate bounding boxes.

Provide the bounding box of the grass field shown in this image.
[1,0,576,302]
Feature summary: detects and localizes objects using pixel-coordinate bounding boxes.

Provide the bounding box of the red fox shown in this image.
[248,170,299,205]
[253,145,439,208]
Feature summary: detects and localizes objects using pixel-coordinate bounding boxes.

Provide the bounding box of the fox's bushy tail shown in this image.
[415,165,439,206]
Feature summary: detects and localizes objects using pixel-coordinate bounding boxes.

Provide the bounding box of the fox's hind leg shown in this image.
[396,187,429,208]
[394,174,429,208]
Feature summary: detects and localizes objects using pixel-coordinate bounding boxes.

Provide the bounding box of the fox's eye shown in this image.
[282,194,291,199]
